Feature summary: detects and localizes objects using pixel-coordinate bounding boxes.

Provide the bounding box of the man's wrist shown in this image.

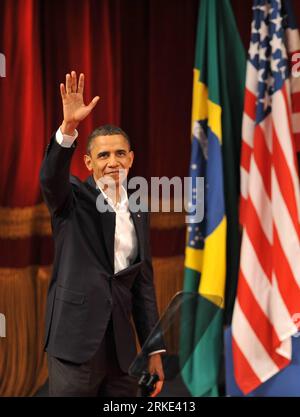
[148,349,166,357]
[60,121,78,136]
[56,127,78,148]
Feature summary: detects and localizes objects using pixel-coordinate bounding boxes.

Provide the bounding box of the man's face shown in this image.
[84,134,134,186]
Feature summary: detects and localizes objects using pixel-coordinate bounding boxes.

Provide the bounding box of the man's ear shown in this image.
[84,154,93,172]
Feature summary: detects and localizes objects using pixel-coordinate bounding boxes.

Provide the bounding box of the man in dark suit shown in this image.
[40,71,164,397]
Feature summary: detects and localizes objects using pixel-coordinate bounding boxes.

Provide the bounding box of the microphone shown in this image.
[138,371,159,397]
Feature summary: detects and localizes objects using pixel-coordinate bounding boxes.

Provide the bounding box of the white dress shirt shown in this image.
[95,181,138,274]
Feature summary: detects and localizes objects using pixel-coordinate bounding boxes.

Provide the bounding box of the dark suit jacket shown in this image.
[40,135,161,373]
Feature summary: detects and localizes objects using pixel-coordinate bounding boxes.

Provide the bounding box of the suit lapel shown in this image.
[85,175,115,273]
[99,211,115,273]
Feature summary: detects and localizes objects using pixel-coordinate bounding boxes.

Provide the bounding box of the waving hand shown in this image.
[60,71,100,135]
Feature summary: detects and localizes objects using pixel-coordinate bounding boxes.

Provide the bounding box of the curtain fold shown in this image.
[0,0,45,206]
[0,266,51,396]
[40,0,122,179]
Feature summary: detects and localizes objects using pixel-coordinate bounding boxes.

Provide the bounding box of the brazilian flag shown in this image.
[182,0,246,396]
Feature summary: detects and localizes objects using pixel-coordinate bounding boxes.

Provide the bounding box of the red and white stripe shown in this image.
[232,25,300,394]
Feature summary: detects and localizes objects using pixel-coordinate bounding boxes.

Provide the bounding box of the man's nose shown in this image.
[108,154,119,167]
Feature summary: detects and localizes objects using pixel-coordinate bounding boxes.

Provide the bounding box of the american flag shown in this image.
[232,0,300,394]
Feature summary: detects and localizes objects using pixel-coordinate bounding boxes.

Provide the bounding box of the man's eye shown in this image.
[117,151,126,157]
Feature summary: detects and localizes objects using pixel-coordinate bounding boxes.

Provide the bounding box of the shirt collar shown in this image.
[96,180,128,212]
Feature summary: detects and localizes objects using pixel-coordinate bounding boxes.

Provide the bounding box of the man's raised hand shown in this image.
[60,71,100,135]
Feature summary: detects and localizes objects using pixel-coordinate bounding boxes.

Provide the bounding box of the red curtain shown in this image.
[40,0,122,179]
[0,0,45,206]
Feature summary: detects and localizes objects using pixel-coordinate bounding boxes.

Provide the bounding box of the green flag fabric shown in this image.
[182,0,246,397]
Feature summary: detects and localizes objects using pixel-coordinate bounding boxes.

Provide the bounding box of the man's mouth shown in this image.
[106,171,119,175]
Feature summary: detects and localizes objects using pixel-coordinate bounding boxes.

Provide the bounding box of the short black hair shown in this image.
[86,124,131,154]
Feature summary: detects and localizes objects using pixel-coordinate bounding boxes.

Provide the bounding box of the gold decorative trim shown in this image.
[0,203,51,239]
[0,265,52,280]
[0,264,52,396]
[0,199,187,239]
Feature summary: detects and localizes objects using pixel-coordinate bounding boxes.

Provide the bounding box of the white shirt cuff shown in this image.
[55,127,78,148]
[148,349,166,356]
